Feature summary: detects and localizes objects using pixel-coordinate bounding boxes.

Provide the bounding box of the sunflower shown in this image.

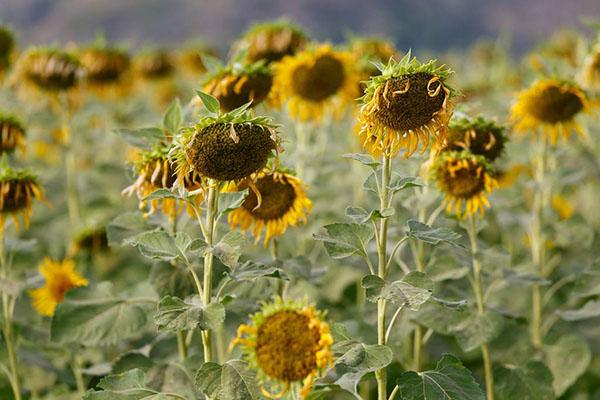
[172,92,280,190]
[16,47,81,93]
[226,169,312,245]
[179,43,218,75]
[0,113,26,154]
[444,115,507,162]
[122,144,204,221]
[432,150,497,218]
[135,50,174,81]
[349,36,398,94]
[231,297,333,399]
[511,79,590,144]
[357,52,454,158]
[202,61,273,112]
[580,44,600,92]
[79,44,131,93]
[0,164,44,230]
[29,258,88,317]
[0,25,15,76]
[271,44,359,122]
[71,225,109,255]
[551,194,574,220]
[238,20,308,64]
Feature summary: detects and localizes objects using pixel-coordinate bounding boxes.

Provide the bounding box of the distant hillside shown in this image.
[1,0,599,54]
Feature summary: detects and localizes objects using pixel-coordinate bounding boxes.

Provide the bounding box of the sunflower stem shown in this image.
[71,354,85,395]
[201,183,219,363]
[376,154,392,400]
[58,95,81,228]
[467,214,494,400]
[0,226,22,400]
[530,135,548,350]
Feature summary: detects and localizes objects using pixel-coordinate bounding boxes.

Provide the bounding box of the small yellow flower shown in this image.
[510,79,590,144]
[30,258,88,317]
[271,44,359,122]
[226,170,312,245]
[432,150,497,218]
[551,194,574,220]
[231,298,333,399]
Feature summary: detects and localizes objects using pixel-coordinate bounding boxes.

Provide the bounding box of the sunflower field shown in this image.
[1,14,600,400]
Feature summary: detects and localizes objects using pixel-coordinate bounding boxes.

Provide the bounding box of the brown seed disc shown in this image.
[291,54,345,102]
[26,54,79,90]
[241,175,296,220]
[0,179,35,213]
[525,85,584,123]
[247,30,306,64]
[212,72,273,112]
[82,50,130,84]
[437,161,486,199]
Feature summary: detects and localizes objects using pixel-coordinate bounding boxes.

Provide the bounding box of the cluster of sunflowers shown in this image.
[0,15,599,400]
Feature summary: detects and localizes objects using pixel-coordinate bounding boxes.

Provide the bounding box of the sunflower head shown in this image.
[511,79,589,144]
[350,36,397,75]
[202,60,273,112]
[445,115,507,162]
[29,258,88,317]
[71,225,109,254]
[358,51,455,158]
[122,144,203,221]
[0,113,26,154]
[135,49,174,80]
[227,169,312,245]
[173,92,280,185]
[179,43,218,75]
[79,43,131,87]
[0,25,15,73]
[581,44,600,91]
[0,162,44,230]
[271,44,359,122]
[232,297,333,398]
[239,20,308,64]
[432,150,497,218]
[17,47,81,92]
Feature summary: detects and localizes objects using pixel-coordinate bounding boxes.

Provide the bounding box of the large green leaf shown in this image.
[544,334,591,396]
[220,359,260,400]
[213,231,247,268]
[361,272,433,311]
[494,362,555,400]
[195,362,223,398]
[314,223,373,260]
[154,296,225,332]
[107,212,151,246]
[125,229,207,262]
[406,220,462,246]
[342,153,380,170]
[82,369,172,399]
[51,282,154,346]
[217,190,249,218]
[345,206,395,223]
[397,354,484,400]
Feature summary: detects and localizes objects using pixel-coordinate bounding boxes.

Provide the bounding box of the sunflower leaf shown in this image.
[406,219,462,246]
[361,272,433,311]
[155,296,225,332]
[213,231,247,268]
[544,334,591,396]
[345,206,394,223]
[494,362,555,400]
[218,190,249,219]
[196,90,221,115]
[116,127,164,149]
[163,98,182,133]
[314,223,374,260]
[125,229,208,262]
[220,359,260,400]
[342,153,380,169]
[559,300,600,321]
[397,354,484,400]
[107,212,152,247]
[195,362,223,398]
[227,260,285,282]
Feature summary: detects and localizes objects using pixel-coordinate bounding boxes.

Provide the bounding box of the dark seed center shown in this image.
[291,54,345,102]
[241,175,296,220]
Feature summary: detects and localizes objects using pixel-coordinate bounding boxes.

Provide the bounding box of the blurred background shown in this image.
[1,0,599,55]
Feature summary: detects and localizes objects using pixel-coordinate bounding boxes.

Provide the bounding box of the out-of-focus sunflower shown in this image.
[70,225,109,255]
[358,52,454,158]
[580,43,600,92]
[0,113,26,154]
[172,92,280,188]
[226,169,312,245]
[271,44,359,122]
[444,115,507,162]
[202,61,273,112]
[135,49,175,81]
[511,79,590,144]
[16,47,81,95]
[179,43,218,75]
[237,20,308,64]
[29,258,88,317]
[79,44,131,94]
[231,297,333,398]
[349,36,398,94]
[0,163,44,230]
[122,144,204,221]
[551,193,574,220]
[432,150,497,218]
[0,25,15,77]
[538,29,581,67]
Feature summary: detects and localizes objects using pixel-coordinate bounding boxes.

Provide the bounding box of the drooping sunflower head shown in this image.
[580,44,600,91]
[29,258,88,317]
[432,150,497,218]
[122,144,203,221]
[79,43,131,89]
[227,169,312,245]
[173,92,280,185]
[358,51,455,158]
[349,36,398,91]
[0,113,26,154]
[510,78,589,144]
[232,297,333,398]
[0,25,15,74]
[0,163,44,230]
[135,49,175,81]
[444,115,507,162]
[238,19,308,64]
[17,47,81,92]
[271,44,359,122]
[71,225,109,255]
[202,61,273,112]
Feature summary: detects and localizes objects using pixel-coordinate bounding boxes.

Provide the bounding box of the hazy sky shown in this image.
[1,0,599,54]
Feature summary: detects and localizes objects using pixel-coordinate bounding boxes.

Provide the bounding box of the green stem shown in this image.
[0,227,22,400]
[58,96,81,228]
[467,215,494,400]
[201,183,218,363]
[376,155,392,400]
[71,354,85,395]
[530,136,548,349]
[177,331,188,361]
